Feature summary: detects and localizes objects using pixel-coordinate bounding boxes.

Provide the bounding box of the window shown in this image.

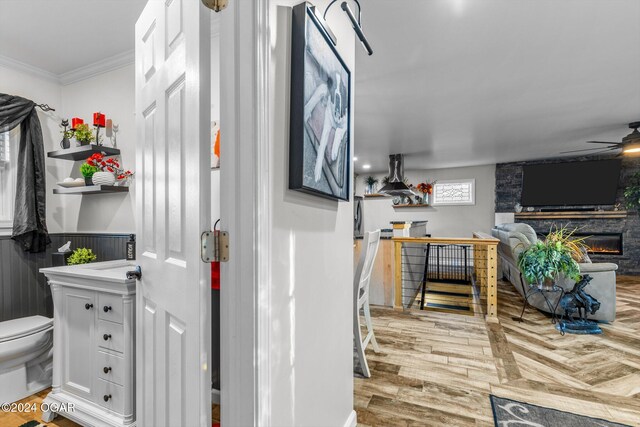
[432,179,475,206]
[0,129,17,233]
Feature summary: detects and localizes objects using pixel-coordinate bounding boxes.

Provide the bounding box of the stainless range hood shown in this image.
[378,154,415,197]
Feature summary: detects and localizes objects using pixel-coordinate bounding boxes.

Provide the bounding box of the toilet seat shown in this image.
[0,316,53,343]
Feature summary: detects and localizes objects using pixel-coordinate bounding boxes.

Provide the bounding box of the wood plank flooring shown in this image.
[0,388,221,427]
[355,276,640,426]
[3,277,638,426]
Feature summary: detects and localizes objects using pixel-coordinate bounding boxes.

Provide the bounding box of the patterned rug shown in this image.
[490,396,630,427]
[18,421,47,427]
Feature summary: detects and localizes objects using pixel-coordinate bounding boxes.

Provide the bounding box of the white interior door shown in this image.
[135,1,210,426]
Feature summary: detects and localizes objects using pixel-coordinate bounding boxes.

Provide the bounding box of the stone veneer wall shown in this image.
[495,155,640,275]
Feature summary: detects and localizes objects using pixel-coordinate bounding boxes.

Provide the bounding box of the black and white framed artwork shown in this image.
[289,2,351,201]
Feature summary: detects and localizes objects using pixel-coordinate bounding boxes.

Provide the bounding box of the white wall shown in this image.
[268,1,355,425]
[3,35,222,234]
[47,65,137,233]
[355,164,496,238]
[0,65,63,233]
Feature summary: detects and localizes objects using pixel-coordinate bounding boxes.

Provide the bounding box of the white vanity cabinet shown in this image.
[40,260,137,427]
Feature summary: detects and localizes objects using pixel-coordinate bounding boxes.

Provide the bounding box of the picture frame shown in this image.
[289,2,351,201]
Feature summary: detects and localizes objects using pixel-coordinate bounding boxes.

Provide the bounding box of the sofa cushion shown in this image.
[494,223,538,246]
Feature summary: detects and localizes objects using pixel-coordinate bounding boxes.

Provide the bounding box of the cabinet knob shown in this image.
[103,366,112,374]
[103,305,112,312]
[85,303,94,310]
[103,394,112,402]
[103,334,112,341]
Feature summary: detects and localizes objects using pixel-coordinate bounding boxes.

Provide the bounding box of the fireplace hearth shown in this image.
[575,233,623,256]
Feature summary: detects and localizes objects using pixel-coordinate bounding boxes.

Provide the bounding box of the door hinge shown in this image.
[201,230,229,263]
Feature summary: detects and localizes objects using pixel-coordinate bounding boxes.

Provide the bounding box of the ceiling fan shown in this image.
[561,121,640,156]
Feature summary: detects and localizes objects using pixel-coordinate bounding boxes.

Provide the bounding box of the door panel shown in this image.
[135,1,210,426]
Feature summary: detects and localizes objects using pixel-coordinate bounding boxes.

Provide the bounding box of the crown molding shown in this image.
[59,50,134,86]
[0,50,134,86]
[0,54,60,84]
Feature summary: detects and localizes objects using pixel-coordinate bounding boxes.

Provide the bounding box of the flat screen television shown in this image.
[521,159,621,206]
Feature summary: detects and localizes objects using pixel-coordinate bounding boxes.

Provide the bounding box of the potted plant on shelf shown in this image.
[517,227,584,290]
[73,123,95,146]
[67,248,97,265]
[416,180,435,204]
[82,153,134,187]
[624,172,640,211]
[80,162,99,185]
[364,176,378,194]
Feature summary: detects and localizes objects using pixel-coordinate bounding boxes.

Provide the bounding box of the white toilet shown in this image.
[0,315,53,404]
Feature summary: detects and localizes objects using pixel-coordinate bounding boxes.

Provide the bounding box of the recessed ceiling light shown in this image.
[362,164,371,169]
[353,156,358,161]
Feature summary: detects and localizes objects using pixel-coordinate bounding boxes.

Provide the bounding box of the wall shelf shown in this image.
[393,204,431,209]
[514,211,628,220]
[53,185,129,195]
[47,144,120,161]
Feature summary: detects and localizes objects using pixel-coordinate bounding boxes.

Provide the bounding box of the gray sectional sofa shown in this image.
[491,223,618,322]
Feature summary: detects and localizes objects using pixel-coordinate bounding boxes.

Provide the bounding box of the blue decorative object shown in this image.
[556,274,603,335]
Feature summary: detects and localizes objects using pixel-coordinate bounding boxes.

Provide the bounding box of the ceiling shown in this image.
[0,0,147,76]
[353,0,640,172]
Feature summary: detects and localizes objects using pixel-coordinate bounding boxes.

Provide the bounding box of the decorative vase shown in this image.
[422,193,431,205]
[84,176,93,186]
[365,184,376,195]
[91,171,116,186]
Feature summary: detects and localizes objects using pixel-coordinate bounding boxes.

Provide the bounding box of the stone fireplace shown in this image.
[578,233,623,256]
[495,155,640,275]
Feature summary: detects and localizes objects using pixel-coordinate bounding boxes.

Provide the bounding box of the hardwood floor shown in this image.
[3,277,638,426]
[355,276,640,426]
[0,389,77,427]
[0,389,220,427]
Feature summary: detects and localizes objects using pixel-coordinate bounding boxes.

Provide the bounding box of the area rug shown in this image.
[18,421,47,427]
[490,395,630,427]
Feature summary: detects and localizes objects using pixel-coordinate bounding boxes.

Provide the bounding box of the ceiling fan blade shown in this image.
[585,141,622,145]
[559,147,614,154]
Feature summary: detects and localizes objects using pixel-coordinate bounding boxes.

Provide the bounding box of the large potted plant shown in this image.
[517,227,583,290]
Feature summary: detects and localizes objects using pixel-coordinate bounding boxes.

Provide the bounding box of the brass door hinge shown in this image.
[201,230,229,263]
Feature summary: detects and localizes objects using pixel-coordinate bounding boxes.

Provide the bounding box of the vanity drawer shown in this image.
[97,320,124,354]
[98,293,124,324]
[95,377,125,415]
[96,350,125,386]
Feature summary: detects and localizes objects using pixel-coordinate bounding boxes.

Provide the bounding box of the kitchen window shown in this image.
[432,179,475,206]
[0,129,17,234]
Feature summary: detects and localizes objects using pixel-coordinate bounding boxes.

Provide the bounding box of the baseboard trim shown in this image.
[344,410,357,427]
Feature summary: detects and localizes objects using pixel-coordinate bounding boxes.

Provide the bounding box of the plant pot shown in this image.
[84,176,93,186]
[91,171,116,186]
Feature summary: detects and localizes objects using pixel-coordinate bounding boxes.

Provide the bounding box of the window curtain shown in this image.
[0,93,51,252]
